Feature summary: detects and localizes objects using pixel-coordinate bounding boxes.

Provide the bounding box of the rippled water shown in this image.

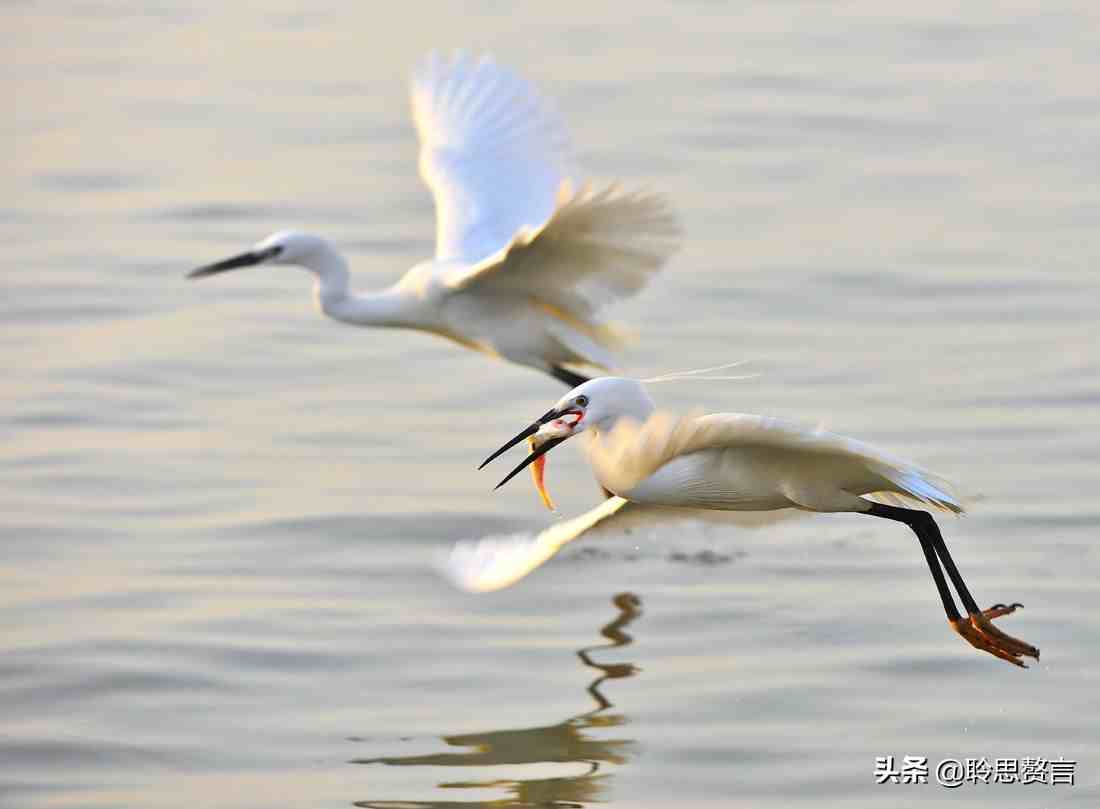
[4,2,1100,807]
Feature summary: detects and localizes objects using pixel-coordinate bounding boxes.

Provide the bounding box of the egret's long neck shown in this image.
[582,384,657,489]
[302,245,417,328]
[328,287,419,328]
[302,242,351,310]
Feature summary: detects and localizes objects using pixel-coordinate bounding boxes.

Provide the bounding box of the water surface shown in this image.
[4,2,1099,807]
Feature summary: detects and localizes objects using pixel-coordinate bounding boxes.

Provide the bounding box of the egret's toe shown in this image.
[981,602,1024,620]
[949,618,1028,668]
[970,610,1039,660]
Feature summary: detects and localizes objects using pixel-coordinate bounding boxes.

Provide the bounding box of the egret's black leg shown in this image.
[550,366,591,388]
[867,504,979,612]
[865,503,1039,667]
[867,504,961,621]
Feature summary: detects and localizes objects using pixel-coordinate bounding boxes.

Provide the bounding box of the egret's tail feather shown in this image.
[543,317,617,371]
[866,465,964,514]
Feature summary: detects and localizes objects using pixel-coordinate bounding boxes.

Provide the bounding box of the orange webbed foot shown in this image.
[949,602,1039,668]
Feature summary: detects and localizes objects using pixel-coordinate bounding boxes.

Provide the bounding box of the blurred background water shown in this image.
[3,1,1099,807]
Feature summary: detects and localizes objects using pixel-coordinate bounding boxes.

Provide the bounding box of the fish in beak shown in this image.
[480,408,583,510]
[186,244,282,279]
[527,434,557,511]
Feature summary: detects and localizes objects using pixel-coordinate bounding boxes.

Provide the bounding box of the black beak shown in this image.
[493,435,568,490]
[477,408,561,470]
[186,245,281,279]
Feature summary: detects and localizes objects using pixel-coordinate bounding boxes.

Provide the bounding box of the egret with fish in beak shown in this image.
[479,376,1039,668]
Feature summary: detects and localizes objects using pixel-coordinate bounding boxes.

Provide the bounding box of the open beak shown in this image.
[186,245,281,279]
[477,408,561,470]
[481,408,581,510]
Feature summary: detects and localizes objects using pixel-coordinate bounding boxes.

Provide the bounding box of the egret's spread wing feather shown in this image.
[412,52,573,264]
[441,496,630,592]
[444,185,681,340]
[441,495,797,593]
[590,412,963,513]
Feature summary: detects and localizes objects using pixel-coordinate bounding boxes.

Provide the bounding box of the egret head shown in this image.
[479,377,655,508]
[187,231,329,279]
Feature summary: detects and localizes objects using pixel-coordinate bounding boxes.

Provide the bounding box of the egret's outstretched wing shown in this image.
[442,496,630,593]
[411,52,573,265]
[589,411,964,513]
[443,185,681,337]
[441,495,797,593]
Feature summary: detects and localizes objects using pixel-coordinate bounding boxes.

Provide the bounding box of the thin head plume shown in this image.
[644,360,759,384]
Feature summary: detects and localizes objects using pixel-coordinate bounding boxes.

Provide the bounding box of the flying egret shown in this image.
[187,53,681,387]
[477,376,1040,668]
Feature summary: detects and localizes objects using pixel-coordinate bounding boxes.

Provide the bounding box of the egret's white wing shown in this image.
[412,52,573,264]
[589,411,964,513]
[441,495,798,593]
[443,185,681,340]
[442,496,630,593]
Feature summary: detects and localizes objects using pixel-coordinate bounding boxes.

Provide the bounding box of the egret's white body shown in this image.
[585,400,962,517]
[522,377,963,515]
[188,54,680,384]
[465,377,1040,668]
[452,377,958,590]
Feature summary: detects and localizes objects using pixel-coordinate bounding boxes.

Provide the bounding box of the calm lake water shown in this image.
[4,2,1099,807]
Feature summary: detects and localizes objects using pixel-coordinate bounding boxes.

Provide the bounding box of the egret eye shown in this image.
[575,395,589,407]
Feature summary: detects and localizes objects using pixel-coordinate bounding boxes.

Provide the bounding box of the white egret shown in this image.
[187,53,680,387]
[476,376,1040,668]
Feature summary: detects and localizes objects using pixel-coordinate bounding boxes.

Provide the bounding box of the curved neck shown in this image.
[326,288,420,328]
[299,241,426,329]
[303,243,351,311]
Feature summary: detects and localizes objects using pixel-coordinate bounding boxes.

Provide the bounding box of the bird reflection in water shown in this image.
[351,592,643,808]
